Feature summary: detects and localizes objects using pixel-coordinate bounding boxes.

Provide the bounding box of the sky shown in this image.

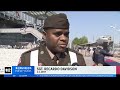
[56,11,120,44]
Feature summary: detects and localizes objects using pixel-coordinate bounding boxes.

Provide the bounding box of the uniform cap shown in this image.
[43,13,69,29]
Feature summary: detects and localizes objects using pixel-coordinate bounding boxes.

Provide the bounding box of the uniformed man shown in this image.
[18,13,86,66]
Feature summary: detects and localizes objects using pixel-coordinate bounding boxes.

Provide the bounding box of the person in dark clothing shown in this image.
[92,46,113,66]
[92,48,98,65]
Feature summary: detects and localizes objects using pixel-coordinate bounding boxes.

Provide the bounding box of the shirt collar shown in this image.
[46,47,55,60]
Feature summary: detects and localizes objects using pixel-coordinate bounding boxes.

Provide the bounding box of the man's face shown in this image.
[44,29,69,54]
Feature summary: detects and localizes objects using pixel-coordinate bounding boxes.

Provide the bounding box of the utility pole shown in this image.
[110,26,115,50]
[110,25,120,50]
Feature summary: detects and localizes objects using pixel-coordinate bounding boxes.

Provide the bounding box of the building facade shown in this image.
[0,11,56,49]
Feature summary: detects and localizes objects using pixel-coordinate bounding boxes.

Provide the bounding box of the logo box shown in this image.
[5,67,11,73]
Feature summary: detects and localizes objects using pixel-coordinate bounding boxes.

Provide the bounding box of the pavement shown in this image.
[84,56,95,66]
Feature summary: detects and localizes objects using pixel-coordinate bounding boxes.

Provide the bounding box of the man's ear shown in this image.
[42,30,47,36]
[42,30,46,40]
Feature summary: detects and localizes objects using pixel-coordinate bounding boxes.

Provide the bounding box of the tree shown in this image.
[72,36,88,45]
[79,36,88,45]
[72,37,80,45]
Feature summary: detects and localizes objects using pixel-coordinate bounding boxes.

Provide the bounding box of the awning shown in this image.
[22,11,57,20]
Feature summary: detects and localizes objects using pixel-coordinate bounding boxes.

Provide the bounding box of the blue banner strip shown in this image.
[4,74,116,77]
[34,74,116,77]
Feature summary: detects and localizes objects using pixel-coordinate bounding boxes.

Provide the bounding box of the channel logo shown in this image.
[5,67,11,73]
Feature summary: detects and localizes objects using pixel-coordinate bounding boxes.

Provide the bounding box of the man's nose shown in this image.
[60,34,68,40]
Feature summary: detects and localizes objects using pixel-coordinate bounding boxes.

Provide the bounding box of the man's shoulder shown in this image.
[22,46,40,55]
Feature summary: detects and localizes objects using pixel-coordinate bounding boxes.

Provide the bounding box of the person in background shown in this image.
[92,45,114,66]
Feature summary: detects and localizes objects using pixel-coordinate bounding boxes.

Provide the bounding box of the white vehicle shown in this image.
[96,36,112,45]
[96,36,113,52]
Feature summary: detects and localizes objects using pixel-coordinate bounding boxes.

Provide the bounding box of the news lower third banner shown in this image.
[1,66,120,77]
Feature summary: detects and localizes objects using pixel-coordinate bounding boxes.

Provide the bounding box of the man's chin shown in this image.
[54,47,67,53]
[57,49,66,53]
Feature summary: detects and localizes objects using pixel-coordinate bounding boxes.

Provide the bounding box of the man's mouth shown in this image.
[59,44,67,48]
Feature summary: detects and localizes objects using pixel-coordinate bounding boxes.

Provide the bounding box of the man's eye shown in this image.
[53,32,69,37]
[54,32,62,37]
[64,32,69,37]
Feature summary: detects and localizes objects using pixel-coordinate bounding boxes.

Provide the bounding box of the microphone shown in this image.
[72,62,79,66]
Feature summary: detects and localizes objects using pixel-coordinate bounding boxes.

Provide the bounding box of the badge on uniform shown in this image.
[40,51,44,54]
[38,63,43,66]
[18,57,21,65]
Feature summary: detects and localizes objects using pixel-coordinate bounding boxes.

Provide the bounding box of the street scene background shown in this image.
[0,11,120,67]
